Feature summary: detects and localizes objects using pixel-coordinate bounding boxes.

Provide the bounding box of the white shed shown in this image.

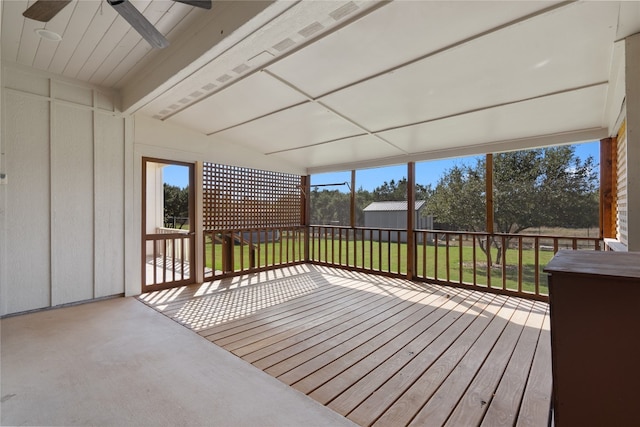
[363,201,433,242]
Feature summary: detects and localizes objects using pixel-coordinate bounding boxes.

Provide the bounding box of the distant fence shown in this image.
[164,216,189,229]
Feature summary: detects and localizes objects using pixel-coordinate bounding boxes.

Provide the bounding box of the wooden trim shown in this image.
[141,157,196,292]
[406,162,416,280]
[486,154,494,233]
[350,170,356,228]
[141,158,148,290]
[600,137,614,238]
[188,162,196,281]
[195,162,204,283]
[611,134,619,239]
[302,175,311,261]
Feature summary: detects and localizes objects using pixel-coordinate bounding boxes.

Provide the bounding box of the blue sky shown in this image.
[310,140,600,192]
[163,140,600,190]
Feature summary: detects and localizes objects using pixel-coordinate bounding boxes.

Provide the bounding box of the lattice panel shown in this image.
[203,163,303,230]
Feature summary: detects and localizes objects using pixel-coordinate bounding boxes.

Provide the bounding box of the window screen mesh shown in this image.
[203,163,303,230]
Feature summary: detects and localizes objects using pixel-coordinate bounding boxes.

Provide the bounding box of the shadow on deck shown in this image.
[139,264,552,427]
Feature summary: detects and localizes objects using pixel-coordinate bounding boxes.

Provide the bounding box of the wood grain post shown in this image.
[302,175,311,262]
[350,170,356,228]
[486,154,494,234]
[600,137,615,238]
[407,162,415,280]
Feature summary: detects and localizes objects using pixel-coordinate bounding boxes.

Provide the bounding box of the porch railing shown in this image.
[201,225,602,301]
[146,228,193,287]
[308,225,603,301]
[203,226,306,279]
[156,227,190,261]
[309,226,409,276]
[413,230,602,301]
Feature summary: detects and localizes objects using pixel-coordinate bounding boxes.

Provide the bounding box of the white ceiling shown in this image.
[3,0,640,173]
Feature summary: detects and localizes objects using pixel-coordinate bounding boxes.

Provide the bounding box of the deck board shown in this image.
[139,264,552,427]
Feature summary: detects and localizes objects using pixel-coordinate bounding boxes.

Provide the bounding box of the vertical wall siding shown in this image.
[1,65,127,316]
[51,104,94,306]
[94,113,125,298]
[4,93,51,313]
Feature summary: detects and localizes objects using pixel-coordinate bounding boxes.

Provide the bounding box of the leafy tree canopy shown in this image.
[164,183,189,228]
[309,145,599,256]
[425,146,598,234]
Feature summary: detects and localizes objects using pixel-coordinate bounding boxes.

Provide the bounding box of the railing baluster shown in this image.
[324,227,328,264]
[458,233,463,284]
[501,235,507,291]
[239,231,244,271]
[338,228,343,266]
[384,230,388,272]
[396,230,402,274]
[377,229,381,271]
[434,233,439,281]
[153,237,158,285]
[518,236,523,293]
[472,234,477,286]
[181,236,186,280]
[346,229,350,267]
[361,230,365,269]
[371,229,375,270]
[422,231,427,278]
[229,231,236,272]
[214,232,217,277]
[280,228,284,265]
[271,228,276,267]
[485,234,492,288]
[535,236,540,295]
[445,233,450,283]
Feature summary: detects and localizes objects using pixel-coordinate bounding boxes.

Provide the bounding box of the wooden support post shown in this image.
[350,170,356,228]
[626,33,640,250]
[486,154,494,234]
[194,161,204,283]
[222,235,232,273]
[407,162,416,280]
[302,175,311,262]
[600,137,615,239]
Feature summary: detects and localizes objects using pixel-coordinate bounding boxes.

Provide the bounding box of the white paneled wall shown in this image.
[0,64,131,315]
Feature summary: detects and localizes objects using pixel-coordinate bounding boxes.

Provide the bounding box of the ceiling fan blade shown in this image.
[172,0,212,9]
[23,0,72,22]
[107,0,169,49]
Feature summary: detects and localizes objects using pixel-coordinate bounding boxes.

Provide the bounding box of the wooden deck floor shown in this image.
[139,264,552,427]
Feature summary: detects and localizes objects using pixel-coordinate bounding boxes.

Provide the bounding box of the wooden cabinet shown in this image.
[545,250,640,426]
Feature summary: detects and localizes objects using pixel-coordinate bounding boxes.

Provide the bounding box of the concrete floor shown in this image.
[1,297,356,427]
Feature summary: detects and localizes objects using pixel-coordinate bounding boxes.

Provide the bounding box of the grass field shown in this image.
[204,236,560,295]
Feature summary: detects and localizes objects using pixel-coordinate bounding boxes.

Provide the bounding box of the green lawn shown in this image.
[307,238,554,294]
[204,235,303,272]
[205,236,555,295]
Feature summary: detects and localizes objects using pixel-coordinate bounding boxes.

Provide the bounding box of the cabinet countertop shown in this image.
[544,250,640,280]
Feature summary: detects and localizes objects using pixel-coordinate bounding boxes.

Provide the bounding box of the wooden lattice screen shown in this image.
[203,163,303,230]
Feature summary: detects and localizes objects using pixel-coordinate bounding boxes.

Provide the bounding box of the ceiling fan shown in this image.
[22,0,212,49]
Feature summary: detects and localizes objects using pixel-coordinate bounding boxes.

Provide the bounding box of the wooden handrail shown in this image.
[308,225,603,301]
[203,226,305,279]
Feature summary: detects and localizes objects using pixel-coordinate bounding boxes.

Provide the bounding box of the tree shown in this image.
[310,188,350,225]
[426,146,599,263]
[310,178,431,226]
[372,178,430,202]
[164,183,189,228]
